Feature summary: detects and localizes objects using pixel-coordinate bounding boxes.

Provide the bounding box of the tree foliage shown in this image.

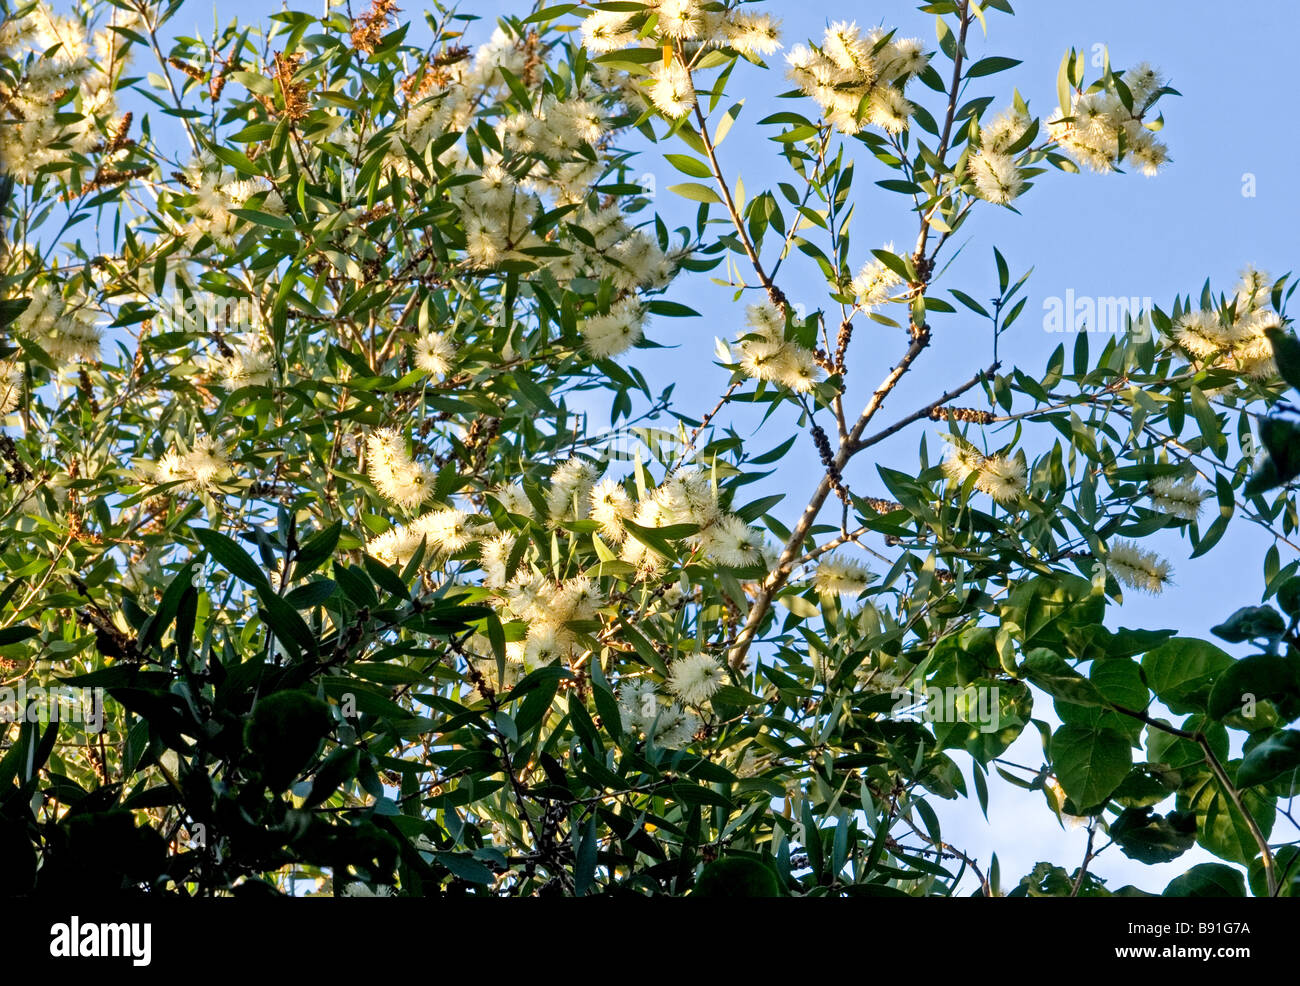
[1,0,1298,897]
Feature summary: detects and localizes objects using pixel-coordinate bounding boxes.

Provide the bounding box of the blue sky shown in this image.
[110,0,1298,892]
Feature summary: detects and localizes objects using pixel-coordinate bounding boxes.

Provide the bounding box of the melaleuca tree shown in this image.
[1,0,1298,898]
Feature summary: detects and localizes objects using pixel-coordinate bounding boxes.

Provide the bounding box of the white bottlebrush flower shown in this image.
[1105,539,1172,594]
[785,22,922,136]
[981,106,1032,154]
[969,148,1023,205]
[1171,309,1232,359]
[940,437,983,485]
[732,301,823,393]
[581,10,637,53]
[366,428,436,511]
[208,338,274,389]
[812,554,874,597]
[1234,266,1272,312]
[492,482,534,519]
[340,882,396,897]
[657,0,703,40]
[822,21,873,76]
[581,297,645,359]
[0,361,23,414]
[867,85,912,134]
[413,331,456,377]
[414,507,473,553]
[15,284,102,365]
[653,470,721,528]
[618,678,660,734]
[975,451,1027,504]
[652,702,701,748]
[521,624,564,671]
[554,574,604,622]
[1127,131,1169,177]
[723,11,781,57]
[152,435,231,492]
[504,572,552,621]
[366,506,476,567]
[941,436,1026,504]
[851,249,905,311]
[547,457,600,522]
[1147,476,1204,521]
[700,514,762,568]
[667,653,726,707]
[649,60,696,119]
[479,533,513,588]
[1122,62,1165,106]
[590,478,635,543]
[185,435,231,489]
[879,37,929,81]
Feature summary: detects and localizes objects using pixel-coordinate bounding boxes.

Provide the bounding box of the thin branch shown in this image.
[851,362,999,453]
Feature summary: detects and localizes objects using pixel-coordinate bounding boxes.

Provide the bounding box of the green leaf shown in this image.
[668,182,722,205]
[1163,862,1246,897]
[1109,807,1197,864]
[229,207,295,231]
[1237,730,1300,788]
[1265,325,1300,392]
[1022,648,1104,707]
[1051,723,1133,810]
[1056,48,1075,122]
[1141,638,1233,714]
[620,518,680,561]
[664,154,713,179]
[1207,655,1300,722]
[1179,769,1274,865]
[194,528,271,591]
[966,56,1022,78]
[1211,605,1285,644]
[870,248,913,283]
[292,521,342,580]
[0,626,39,645]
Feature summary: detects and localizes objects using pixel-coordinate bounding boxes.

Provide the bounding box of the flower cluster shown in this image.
[1047,63,1171,175]
[151,436,231,492]
[730,302,823,393]
[786,22,929,135]
[851,246,907,312]
[0,362,24,415]
[0,3,130,183]
[500,571,605,672]
[969,106,1033,205]
[175,154,286,252]
[617,678,700,748]
[1105,539,1172,594]
[12,282,101,366]
[622,468,767,575]
[366,507,474,568]
[366,428,436,511]
[582,1,782,58]
[1147,475,1204,522]
[1168,267,1282,381]
[205,336,275,390]
[812,554,874,598]
[581,297,647,360]
[940,435,1027,504]
[412,331,456,378]
[579,3,783,120]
